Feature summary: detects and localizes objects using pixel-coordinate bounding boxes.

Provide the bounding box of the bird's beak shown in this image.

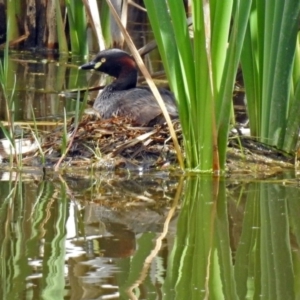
[79,61,96,70]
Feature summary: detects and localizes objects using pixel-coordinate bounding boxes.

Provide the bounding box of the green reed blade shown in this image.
[144,0,198,169]
[241,0,300,152]
[217,0,252,167]
[55,0,68,53]
[65,0,88,55]
[6,1,20,43]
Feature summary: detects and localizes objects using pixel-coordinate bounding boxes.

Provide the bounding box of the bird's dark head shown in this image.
[79,49,137,78]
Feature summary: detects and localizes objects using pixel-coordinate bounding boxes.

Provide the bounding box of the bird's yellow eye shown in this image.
[101,58,106,63]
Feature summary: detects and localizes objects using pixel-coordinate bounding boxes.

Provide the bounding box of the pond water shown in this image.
[1,171,300,299]
[0,51,89,123]
[1,53,300,299]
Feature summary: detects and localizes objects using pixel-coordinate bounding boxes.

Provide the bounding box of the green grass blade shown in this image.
[143,0,188,110]
[283,35,300,152]
[6,1,20,42]
[241,0,300,153]
[66,1,79,54]
[194,1,218,171]
[145,0,249,171]
[283,80,300,152]
[55,0,68,53]
[143,0,192,167]
[217,0,252,166]
[166,0,196,106]
[263,1,300,146]
[241,21,260,136]
[72,0,88,55]
[253,0,300,147]
[65,0,88,55]
[166,0,198,168]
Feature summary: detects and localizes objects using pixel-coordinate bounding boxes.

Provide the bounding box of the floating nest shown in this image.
[39,114,181,170]
[0,112,296,175]
[40,114,296,175]
[227,133,295,176]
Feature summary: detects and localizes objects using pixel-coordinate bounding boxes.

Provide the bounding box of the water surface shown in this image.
[1,171,300,299]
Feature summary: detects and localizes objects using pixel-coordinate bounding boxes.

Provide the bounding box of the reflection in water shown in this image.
[0,52,88,122]
[0,171,180,299]
[0,173,300,299]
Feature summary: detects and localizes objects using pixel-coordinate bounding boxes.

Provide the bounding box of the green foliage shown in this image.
[241,1,300,153]
[6,0,20,42]
[65,0,88,55]
[144,0,251,171]
[0,42,18,167]
[55,0,68,53]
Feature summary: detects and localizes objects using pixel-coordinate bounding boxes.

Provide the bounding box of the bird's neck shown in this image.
[111,68,137,90]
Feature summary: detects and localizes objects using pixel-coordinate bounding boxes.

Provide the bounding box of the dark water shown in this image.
[0,51,89,123]
[1,54,300,299]
[0,171,300,299]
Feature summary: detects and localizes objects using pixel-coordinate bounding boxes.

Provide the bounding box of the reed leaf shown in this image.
[55,0,68,53]
[283,78,300,151]
[0,41,18,167]
[145,0,250,171]
[6,1,20,42]
[144,0,196,169]
[66,0,88,55]
[167,0,198,167]
[264,1,299,147]
[217,0,252,166]
[241,0,300,152]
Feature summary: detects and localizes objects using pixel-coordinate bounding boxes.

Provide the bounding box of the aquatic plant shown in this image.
[0,42,18,167]
[65,0,87,55]
[144,0,300,172]
[144,0,251,172]
[1,1,109,53]
[54,90,88,171]
[241,1,300,153]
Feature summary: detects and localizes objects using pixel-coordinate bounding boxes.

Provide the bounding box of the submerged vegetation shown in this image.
[0,1,300,173]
